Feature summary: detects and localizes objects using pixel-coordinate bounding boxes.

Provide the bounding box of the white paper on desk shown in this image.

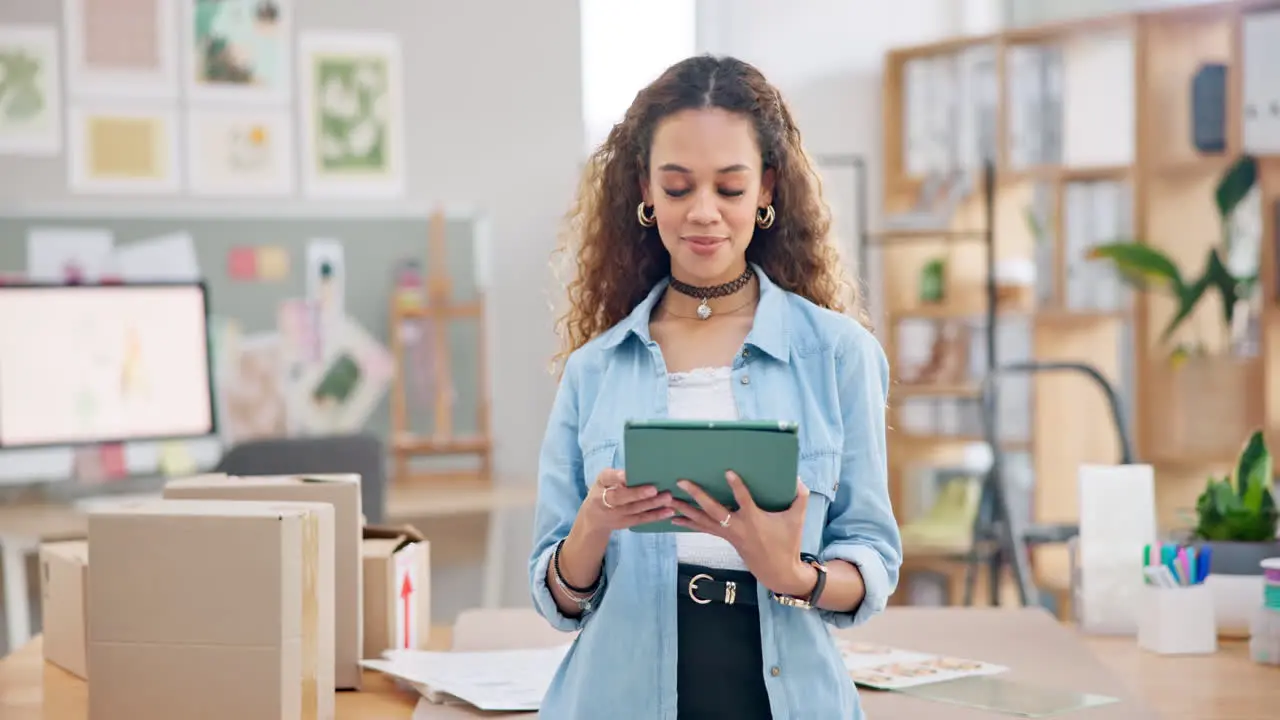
[26,227,114,282]
[362,643,570,712]
[113,233,201,281]
[834,639,1008,691]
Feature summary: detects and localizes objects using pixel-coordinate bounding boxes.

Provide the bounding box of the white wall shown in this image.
[696,0,980,231]
[423,0,585,610]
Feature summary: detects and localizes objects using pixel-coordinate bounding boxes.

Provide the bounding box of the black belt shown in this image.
[677,564,758,607]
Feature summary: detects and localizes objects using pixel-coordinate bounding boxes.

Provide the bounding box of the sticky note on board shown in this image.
[159,441,197,477]
[227,246,257,280]
[99,443,127,479]
[256,246,290,281]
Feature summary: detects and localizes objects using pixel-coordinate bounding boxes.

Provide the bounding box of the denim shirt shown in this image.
[528,265,902,719]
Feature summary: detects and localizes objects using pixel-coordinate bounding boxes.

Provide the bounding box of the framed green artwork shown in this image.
[0,25,61,155]
[299,31,404,199]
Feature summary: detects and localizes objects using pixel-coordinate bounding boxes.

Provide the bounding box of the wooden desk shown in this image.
[1,608,1276,719]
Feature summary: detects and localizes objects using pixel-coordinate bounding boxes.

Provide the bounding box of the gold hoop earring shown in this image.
[637,202,656,228]
[756,204,776,230]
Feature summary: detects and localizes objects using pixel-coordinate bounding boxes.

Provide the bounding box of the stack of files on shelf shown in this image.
[1030,181,1057,307]
[1064,181,1132,312]
[1006,44,1064,169]
[363,644,570,712]
[903,45,998,177]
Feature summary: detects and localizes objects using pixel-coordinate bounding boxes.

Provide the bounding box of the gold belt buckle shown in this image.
[687,573,713,604]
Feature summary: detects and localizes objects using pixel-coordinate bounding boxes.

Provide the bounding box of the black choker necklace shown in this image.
[668,266,755,320]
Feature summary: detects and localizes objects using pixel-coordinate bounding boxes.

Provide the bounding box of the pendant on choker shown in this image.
[696,299,712,320]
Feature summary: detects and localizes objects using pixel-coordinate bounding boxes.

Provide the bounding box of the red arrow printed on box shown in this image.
[400,572,414,649]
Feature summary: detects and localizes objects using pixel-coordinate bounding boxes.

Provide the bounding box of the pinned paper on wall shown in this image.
[158,439,196,476]
[113,232,200,281]
[218,333,288,444]
[289,315,392,435]
[26,227,115,282]
[305,239,345,315]
[227,245,257,280]
[306,238,345,356]
[277,297,320,373]
[255,245,290,280]
[99,442,127,479]
[72,445,104,484]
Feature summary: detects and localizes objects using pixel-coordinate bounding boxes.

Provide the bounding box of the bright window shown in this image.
[580,0,697,154]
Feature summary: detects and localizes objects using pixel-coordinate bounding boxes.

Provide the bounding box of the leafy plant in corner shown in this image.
[1193,430,1278,542]
[1086,155,1259,353]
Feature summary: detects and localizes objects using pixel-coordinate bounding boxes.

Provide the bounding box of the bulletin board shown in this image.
[0,210,487,482]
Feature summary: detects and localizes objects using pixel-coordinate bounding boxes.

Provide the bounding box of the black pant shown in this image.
[676,565,773,720]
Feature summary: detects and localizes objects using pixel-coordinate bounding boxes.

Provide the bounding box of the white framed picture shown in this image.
[298,31,405,199]
[63,0,179,99]
[182,0,292,105]
[186,107,293,196]
[0,25,62,155]
[68,102,181,194]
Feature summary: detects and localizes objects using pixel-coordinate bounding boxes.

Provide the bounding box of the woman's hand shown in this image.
[671,472,817,597]
[577,468,676,538]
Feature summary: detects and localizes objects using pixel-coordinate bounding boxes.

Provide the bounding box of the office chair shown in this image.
[214,433,388,524]
[963,361,1135,608]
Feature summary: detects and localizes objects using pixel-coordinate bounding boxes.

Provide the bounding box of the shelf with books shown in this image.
[882,3,1280,604]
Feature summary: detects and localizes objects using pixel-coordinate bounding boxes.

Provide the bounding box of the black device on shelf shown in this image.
[1191,62,1228,154]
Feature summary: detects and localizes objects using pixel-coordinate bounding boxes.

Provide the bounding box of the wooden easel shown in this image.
[388,209,492,485]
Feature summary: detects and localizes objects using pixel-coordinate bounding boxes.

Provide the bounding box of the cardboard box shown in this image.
[163,473,364,689]
[362,525,431,658]
[87,499,335,720]
[39,540,88,679]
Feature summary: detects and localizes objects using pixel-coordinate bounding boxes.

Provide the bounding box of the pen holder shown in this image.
[1137,584,1217,655]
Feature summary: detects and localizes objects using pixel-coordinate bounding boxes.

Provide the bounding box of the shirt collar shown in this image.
[599,262,790,363]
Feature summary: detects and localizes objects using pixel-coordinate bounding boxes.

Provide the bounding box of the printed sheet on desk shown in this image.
[835,638,1008,690]
[361,644,571,712]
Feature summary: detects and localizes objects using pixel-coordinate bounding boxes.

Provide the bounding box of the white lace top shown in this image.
[667,366,749,571]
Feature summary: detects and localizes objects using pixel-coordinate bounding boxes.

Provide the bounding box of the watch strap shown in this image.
[773,553,827,610]
[802,553,828,607]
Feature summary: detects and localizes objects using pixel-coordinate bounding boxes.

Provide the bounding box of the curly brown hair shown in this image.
[551,55,868,368]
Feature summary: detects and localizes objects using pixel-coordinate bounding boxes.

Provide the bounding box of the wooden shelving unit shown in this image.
[880,0,1280,601]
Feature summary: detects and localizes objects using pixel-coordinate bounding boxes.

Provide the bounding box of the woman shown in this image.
[529,54,902,719]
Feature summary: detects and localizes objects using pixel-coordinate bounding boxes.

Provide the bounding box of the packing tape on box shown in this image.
[303,511,319,720]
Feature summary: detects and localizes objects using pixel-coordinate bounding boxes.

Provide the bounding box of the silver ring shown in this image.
[720,513,731,528]
[601,486,616,509]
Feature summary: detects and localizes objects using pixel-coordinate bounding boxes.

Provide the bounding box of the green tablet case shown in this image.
[622,419,800,533]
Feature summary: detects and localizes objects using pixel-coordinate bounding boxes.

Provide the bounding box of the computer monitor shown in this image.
[0,282,216,448]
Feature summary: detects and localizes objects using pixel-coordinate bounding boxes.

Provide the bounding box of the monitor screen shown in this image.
[0,283,216,447]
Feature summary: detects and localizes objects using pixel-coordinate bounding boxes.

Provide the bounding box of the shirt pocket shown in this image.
[799,452,840,554]
[582,440,619,489]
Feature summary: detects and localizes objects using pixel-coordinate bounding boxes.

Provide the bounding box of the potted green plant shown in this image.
[1193,429,1280,571]
[1086,155,1261,459]
[1191,429,1280,636]
[1086,154,1259,356]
